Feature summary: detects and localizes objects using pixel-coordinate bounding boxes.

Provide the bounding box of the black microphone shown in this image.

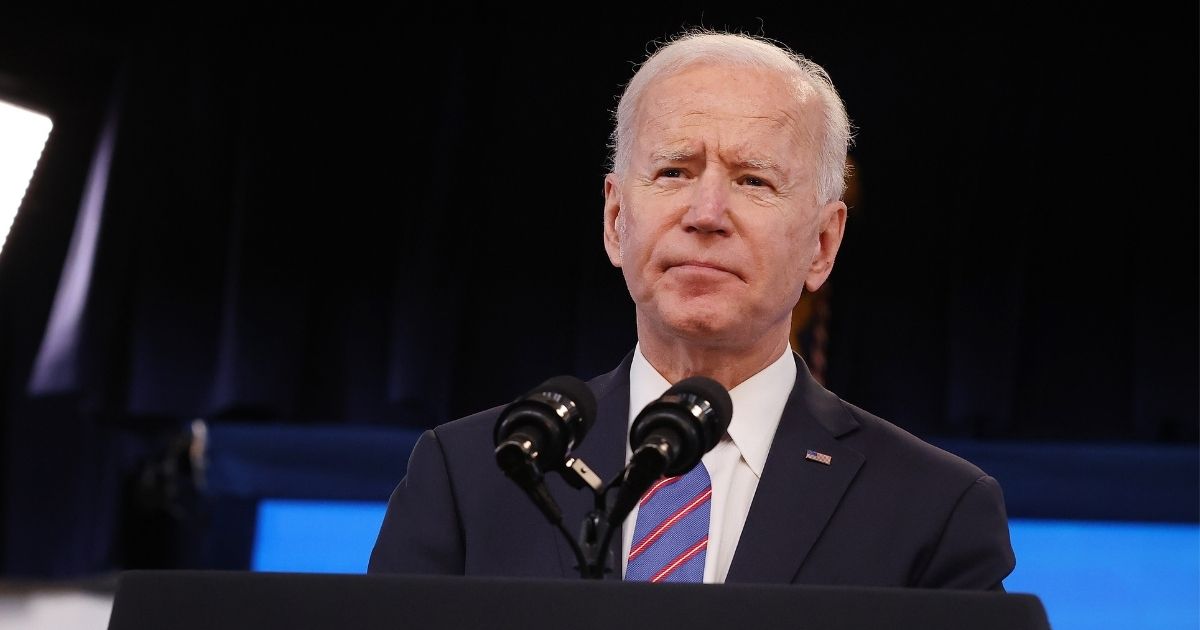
[608,376,733,528]
[494,375,597,523]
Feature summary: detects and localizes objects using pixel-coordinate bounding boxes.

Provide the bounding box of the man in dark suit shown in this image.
[369,30,1015,588]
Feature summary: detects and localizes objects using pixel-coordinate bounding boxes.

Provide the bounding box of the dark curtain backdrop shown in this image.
[0,13,1195,577]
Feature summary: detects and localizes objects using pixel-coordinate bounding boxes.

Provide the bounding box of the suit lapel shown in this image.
[725,354,864,584]
[550,353,631,579]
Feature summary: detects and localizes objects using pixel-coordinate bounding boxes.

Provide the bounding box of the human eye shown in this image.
[738,174,774,189]
[657,167,685,179]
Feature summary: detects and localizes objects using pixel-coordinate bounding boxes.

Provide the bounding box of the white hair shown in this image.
[610,30,853,204]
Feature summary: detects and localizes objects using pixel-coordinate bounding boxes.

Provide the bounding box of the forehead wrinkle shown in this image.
[638,99,809,177]
[776,100,822,150]
[720,139,785,170]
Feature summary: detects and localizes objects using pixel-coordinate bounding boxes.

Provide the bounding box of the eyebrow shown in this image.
[649,147,696,163]
[648,149,787,179]
[736,157,782,173]
[733,158,789,183]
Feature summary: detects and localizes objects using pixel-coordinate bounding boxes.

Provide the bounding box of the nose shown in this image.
[681,169,733,236]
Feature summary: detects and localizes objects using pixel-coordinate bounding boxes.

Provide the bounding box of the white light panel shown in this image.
[0,99,53,257]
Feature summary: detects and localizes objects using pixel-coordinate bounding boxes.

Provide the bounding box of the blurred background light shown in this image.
[0,99,52,257]
[250,500,1200,629]
[1006,518,1200,630]
[252,500,388,574]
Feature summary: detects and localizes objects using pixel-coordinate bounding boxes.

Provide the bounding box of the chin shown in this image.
[656,303,743,343]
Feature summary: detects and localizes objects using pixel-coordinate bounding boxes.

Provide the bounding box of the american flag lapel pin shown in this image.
[805,450,833,466]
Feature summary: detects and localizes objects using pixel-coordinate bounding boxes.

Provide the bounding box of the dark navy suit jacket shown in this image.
[368,352,1015,589]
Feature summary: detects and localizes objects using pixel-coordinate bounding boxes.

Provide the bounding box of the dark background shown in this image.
[0,11,1195,577]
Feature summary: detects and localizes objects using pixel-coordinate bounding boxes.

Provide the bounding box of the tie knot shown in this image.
[639,462,711,507]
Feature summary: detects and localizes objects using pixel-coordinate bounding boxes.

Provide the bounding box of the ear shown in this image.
[602,173,624,267]
[804,200,848,292]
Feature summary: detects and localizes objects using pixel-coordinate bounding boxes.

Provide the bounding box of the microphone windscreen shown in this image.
[665,375,733,432]
[528,375,598,436]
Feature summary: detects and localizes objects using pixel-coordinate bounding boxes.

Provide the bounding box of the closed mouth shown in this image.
[668,261,743,282]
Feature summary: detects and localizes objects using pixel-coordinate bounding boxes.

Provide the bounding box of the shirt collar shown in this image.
[628,343,796,478]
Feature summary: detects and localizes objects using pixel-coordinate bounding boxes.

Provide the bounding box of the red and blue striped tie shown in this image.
[625,462,711,583]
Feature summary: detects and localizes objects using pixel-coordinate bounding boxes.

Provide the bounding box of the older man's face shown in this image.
[603,63,846,350]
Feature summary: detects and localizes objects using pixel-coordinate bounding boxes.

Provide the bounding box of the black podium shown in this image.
[107,570,1050,630]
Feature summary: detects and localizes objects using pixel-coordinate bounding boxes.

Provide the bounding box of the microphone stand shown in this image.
[558,444,670,580]
[559,457,616,579]
[495,442,624,579]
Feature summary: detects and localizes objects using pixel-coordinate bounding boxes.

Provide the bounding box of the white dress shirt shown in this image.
[620,343,797,583]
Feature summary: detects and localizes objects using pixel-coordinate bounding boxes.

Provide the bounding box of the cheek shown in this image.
[619,213,655,264]
[752,220,813,286]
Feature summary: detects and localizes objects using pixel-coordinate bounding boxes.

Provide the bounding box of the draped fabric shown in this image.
[0,19,1194,577]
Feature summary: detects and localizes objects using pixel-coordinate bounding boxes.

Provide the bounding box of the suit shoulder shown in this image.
[430,404,506,447]
[838,400,988,483]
